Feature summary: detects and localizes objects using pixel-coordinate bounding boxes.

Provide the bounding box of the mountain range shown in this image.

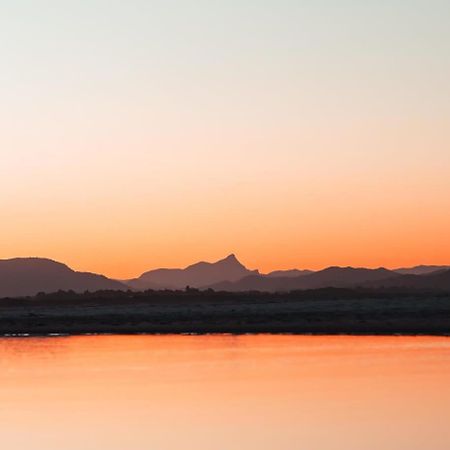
[393,265,450,275]
[0,255,449,298]
[208,267,400,291]
[125,254,258,290]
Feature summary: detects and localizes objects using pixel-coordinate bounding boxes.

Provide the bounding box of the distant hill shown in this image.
[208,266,399,292]
[265,269,313,278]
[394,265,450,276]
[208,274,293,292]
[365,268,450,291]
[2,255,449,297]
[126,254,258,290]
[0,258,127,298]
[295,267,398,289]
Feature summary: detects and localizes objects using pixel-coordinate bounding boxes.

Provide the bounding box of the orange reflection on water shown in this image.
[0,335,449,450]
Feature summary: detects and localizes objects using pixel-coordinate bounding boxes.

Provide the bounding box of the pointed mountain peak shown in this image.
[216,253,244,267]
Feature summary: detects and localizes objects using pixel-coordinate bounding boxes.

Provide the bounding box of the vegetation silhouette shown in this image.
[0,287,449,336]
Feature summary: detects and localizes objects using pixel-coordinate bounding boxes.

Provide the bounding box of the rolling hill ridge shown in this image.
[1,255,450,298]
[0,258,127,298]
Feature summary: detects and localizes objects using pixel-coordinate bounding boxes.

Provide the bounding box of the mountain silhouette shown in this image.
[364,268,450,291]
[126,254,258,290]
[208,266,399,292]
[266,269,313,278]
[0,258,127,298]
[2,255,450,297]
[393,265,450,276]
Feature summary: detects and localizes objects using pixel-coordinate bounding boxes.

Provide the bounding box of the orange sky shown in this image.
[2,117,449,279]
[1,2,449,278]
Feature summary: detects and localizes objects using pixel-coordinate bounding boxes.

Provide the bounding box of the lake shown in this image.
[0,335,449,449]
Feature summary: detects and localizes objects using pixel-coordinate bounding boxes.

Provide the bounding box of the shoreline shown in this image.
[0,289,449,336]
[1,331,449,338]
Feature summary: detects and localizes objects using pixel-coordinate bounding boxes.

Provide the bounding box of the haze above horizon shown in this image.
[1,1,449,279]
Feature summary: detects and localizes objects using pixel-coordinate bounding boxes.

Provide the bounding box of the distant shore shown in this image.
[0,289,449,336]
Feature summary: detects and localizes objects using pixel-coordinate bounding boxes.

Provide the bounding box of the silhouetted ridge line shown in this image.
[393,265,450,275]
[0,257,127,298]
[207,266,401,292]
[126,254,258,290]
[1,255,450,298]
[266,269,313,278]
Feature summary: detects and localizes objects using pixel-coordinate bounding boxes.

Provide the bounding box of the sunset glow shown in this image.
[1,1,449,278]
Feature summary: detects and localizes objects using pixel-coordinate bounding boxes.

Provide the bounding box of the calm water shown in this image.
[0,335,449,450]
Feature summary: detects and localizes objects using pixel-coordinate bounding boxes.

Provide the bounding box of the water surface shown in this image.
[0,335,449,450]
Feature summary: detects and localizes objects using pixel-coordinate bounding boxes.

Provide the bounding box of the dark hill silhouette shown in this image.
[297,266,399,289]
[208,266,399,292]
[365,268,450,291]
[394,265,450,276]
[207,274,292,292]
[126,254,258,290]
[266,269,313,278]
[2,255,450,297]
[0,258,127,298]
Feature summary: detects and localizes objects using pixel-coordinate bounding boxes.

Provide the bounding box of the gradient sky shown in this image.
[1,1,449,278]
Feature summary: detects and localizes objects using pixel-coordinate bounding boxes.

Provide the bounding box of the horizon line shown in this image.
[1,254,449,280]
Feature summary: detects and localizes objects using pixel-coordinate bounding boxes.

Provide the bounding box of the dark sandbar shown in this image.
[0,289,449,336]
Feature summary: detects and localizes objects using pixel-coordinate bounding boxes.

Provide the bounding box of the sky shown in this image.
[1,0,449,278]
